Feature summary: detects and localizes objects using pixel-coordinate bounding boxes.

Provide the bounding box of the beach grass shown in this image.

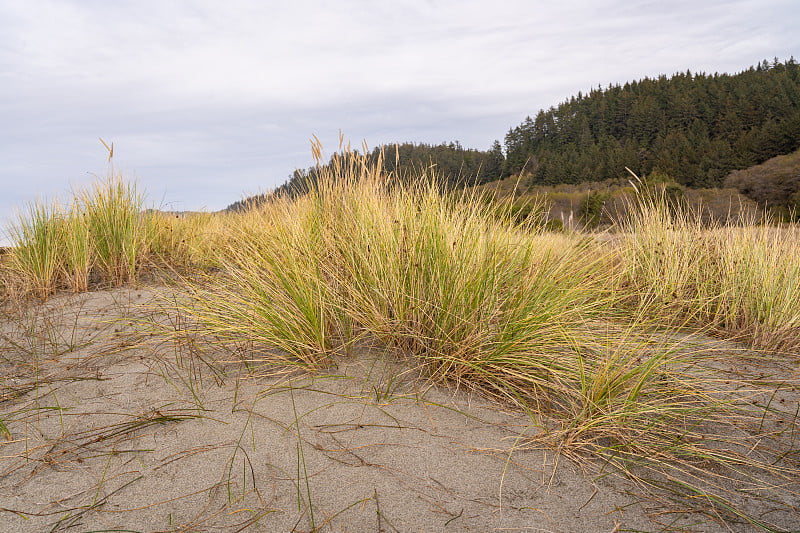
[1,172,213,300]
[616,189,800,351]
[1,143,799,530]
[77,175,149,285]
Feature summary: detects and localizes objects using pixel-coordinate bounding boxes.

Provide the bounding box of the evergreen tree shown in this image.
[231,58,800,210]
[502,58,800,194]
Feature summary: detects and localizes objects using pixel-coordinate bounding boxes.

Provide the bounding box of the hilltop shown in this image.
[228,57,800,212]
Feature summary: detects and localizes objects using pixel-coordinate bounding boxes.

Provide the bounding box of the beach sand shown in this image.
[1,286,797,532]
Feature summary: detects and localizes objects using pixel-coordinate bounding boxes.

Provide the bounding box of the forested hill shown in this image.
[227,58,800,211]
[504,58,800,189]
[226,141,504,211]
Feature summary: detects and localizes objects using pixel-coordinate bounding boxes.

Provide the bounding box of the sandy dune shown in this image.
[1,286,797,532]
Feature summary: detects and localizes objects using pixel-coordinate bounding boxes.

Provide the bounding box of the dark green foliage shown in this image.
[502,197,545,226]
[579,190,611,227]
[225,192,271,213]
[373,141,505,186]
[225,141,506,211]
[662,181,686,206]
[544,218,564,232]
[481,195,547,227]
[638,171,686,213]
[503,58,800,202]
[228,58,800,213]
[791,191,800,222]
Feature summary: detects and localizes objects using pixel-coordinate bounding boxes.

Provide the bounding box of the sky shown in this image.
[1,0,798,239]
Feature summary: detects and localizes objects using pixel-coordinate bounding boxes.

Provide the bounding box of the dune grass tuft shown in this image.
[2,172,218,300]
[77,175,149,285]
[61,200,93,293]
[616,191,800,351]
[7,200,65,300]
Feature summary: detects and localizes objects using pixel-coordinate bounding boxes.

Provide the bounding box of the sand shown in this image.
[1,286,798,532]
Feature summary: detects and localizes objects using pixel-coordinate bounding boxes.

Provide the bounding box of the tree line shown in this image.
[226,141,504,211]
[504,57,800,191]
[227,58,800,212]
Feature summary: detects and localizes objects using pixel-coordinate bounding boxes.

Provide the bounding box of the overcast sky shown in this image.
[1,0,798,237]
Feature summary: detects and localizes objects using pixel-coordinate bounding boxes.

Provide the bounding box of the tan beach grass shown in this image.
[1,142,798,531]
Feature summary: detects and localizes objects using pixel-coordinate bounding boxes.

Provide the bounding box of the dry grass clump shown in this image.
[78,176,148,284]
[159,142,799,531]
[148,211,222,269]
[2,174,216,300]
[61,200,93,293]
[616,192,800,351]
[5,200,64,300]
[709,224,800,350]
[4,175,149,298]
[182,142,611,385]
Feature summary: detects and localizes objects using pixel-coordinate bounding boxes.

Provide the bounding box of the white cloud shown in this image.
[0,0,798,226]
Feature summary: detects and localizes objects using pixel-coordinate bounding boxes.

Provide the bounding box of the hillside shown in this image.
[724,147,800,215]
[226,141,504,212]
[228,58,800,211]
[503,58,800,188]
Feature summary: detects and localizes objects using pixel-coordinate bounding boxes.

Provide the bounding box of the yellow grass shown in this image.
[1,143,799,531]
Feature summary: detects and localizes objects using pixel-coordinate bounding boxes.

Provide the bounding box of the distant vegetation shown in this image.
[502,58,800,190]
[724,147,800,218]
[479,173,761,230]
[225,140,504,212]
[228,57,800,213]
